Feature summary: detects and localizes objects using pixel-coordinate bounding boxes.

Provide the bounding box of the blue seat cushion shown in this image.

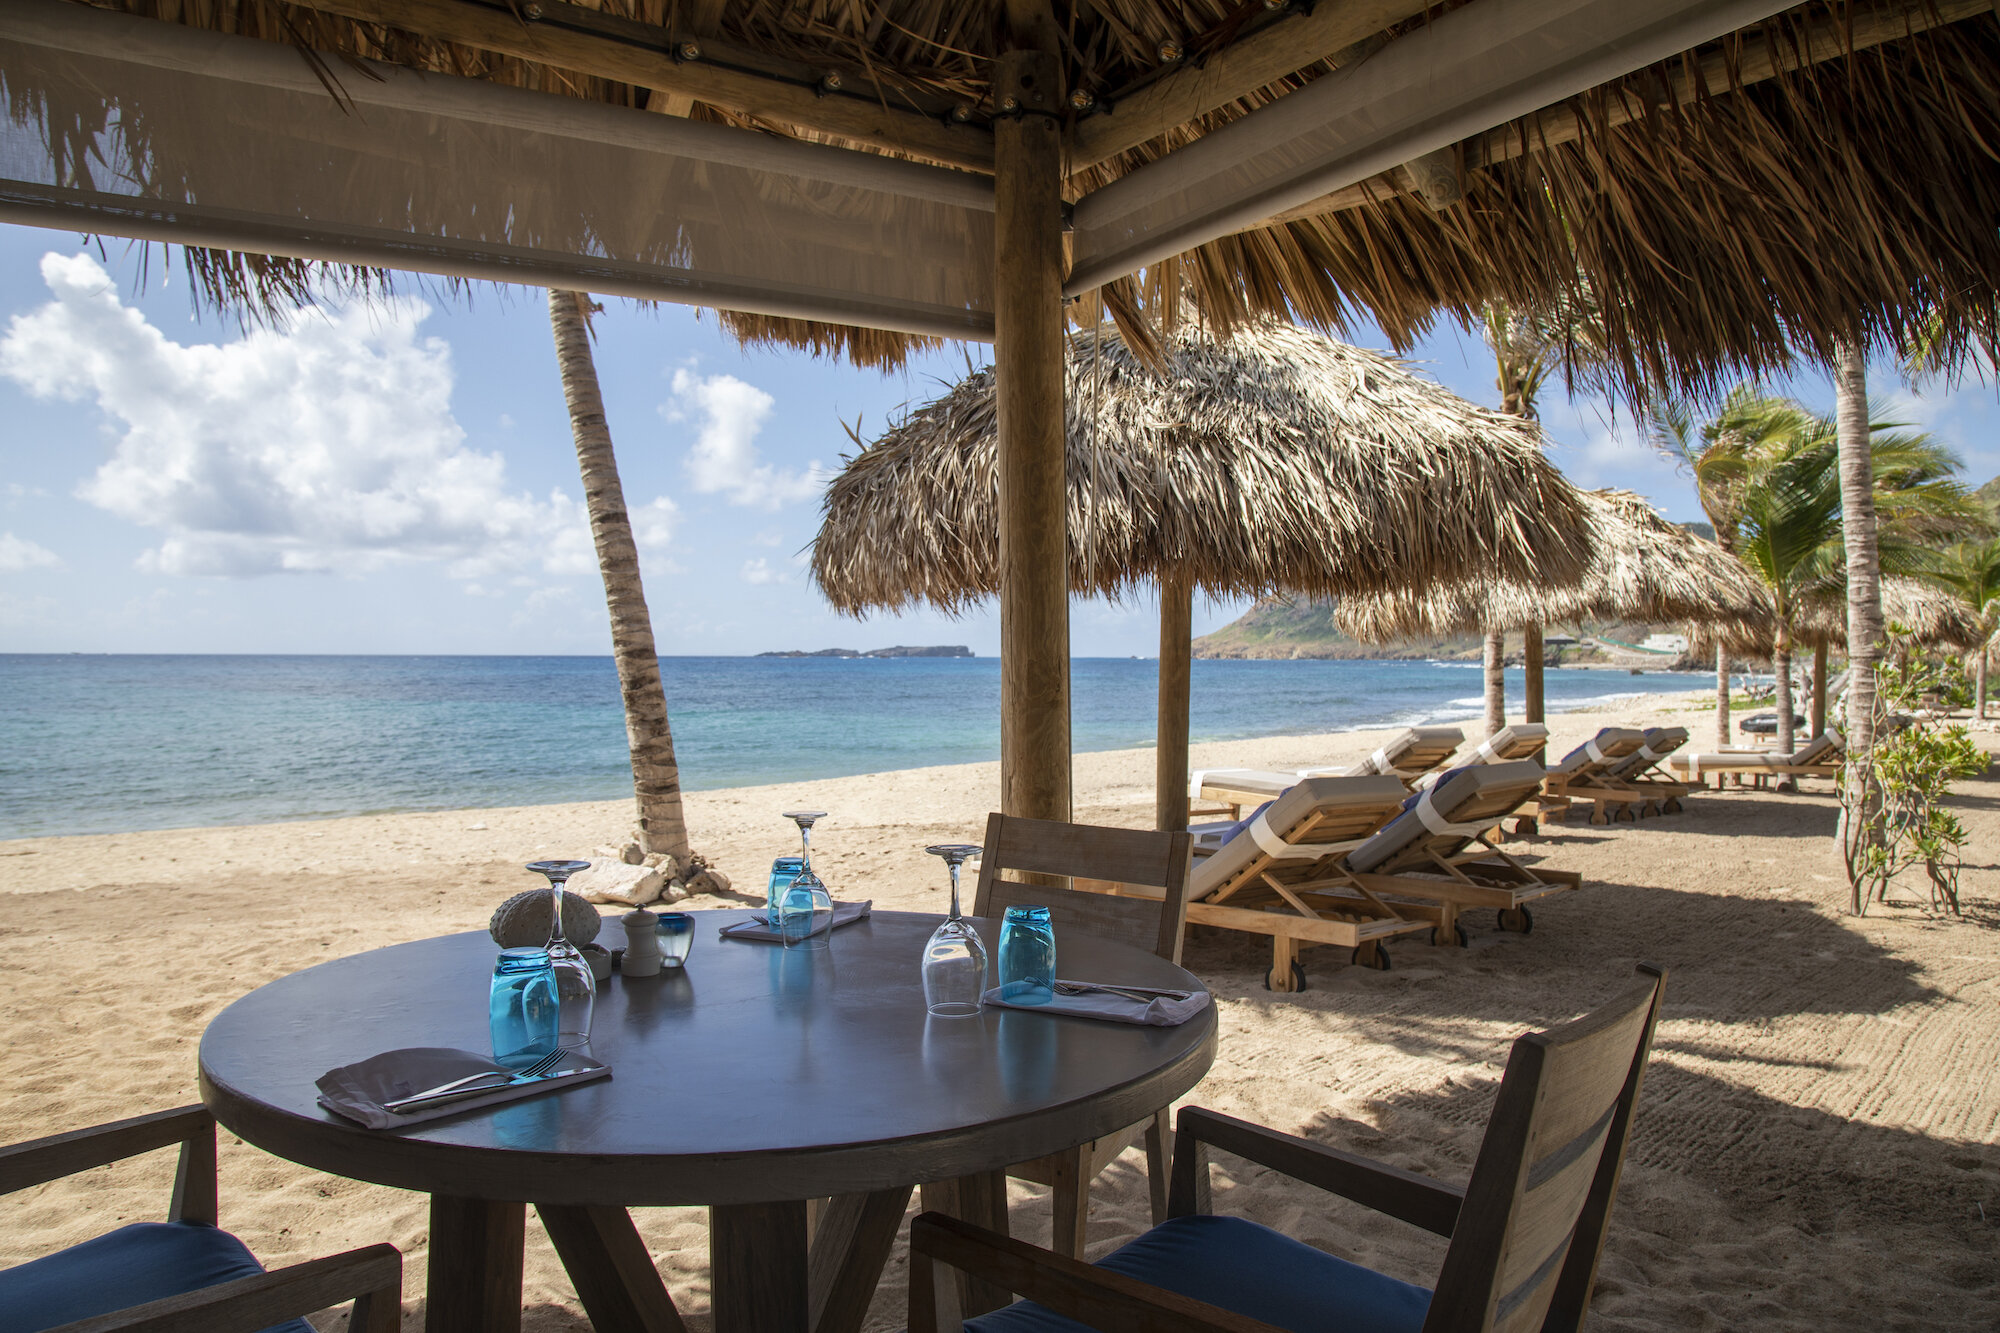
[965,1213,1432,1333]
[0,1220,315,1333]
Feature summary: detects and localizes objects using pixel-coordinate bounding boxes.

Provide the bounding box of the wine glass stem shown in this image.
[548,877,568,949]
[799,824,812,873]
[948,861,962,920]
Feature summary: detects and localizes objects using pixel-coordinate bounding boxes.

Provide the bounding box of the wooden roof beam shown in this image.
[1066,0,1432,174]
[1269,0,1997,226]
[278,0,994,173]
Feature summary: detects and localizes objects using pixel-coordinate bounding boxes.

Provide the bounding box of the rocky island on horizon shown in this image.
[754,645,973,659]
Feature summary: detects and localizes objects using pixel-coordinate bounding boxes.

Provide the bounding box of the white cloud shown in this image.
[0,532,61,572]
[740,557,789,585]
[0,252,675,581]
[631,495,678,550]
[1537,397,1700,520]
[666,368,822,509]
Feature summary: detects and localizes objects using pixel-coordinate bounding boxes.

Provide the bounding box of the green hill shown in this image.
[1192,596,1682,663]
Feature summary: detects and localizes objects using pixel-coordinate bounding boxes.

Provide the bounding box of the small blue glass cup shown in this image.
[655,912,695,968]
[767,856,805,923]
[490,947,559,1070]
[998,905,1056,1005]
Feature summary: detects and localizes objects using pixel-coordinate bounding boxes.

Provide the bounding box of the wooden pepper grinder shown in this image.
[620,909,663,977]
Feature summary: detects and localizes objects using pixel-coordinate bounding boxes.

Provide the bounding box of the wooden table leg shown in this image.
[919,1171,1012,1317]
[538,1203,688,1333]
[808,1186,912,1333]
[711,1200,809,1333]
[426,1195,524,1333]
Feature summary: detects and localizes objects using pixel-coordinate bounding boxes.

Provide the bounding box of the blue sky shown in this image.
[0,221,1993,657]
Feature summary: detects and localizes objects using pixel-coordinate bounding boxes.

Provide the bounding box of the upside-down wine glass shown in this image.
[776,811,834,947]
[525,860,596,1051]
[922,844,988,1017]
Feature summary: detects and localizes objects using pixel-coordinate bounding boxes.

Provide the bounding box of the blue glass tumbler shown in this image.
[998,905,1056,1005]
[655,912,695,968]
[767,856,805,923]
[490,947,559,1070]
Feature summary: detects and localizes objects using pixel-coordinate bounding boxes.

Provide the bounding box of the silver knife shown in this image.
[385,1069,586,1115]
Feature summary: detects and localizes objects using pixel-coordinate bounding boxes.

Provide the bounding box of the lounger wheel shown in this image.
[1264,961,1308,993]
[1497,907,1533,934]
[1350,943,1392,972]
[1663,797,1683,814]
[1430,924,1469,948]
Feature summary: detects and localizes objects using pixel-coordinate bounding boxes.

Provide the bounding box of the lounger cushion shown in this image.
[1345,761,1544,874]
[1548,727,1647,776]
[1189,776,1408,900]
[1192,801,1273,853]
[964,1213,1432,1333]
[1,1221,316,1333]
[1339,725,1466,777]
[1607,726,1689,779]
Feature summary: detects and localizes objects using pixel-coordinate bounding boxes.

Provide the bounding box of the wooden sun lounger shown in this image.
[1668,728,1845,789]
[1187,725,1465,820]
[1335,761,1581,947]
[1180,776,1439,991]
[1539,728,1652,826]
[1596,726,1695,815]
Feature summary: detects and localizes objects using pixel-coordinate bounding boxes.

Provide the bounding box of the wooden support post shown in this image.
[426,1196,525,1333]
[537,1204,688,1333]
[711,1201,809,1333]
[993,46,1071,824]
[1523,622,1545,725]
[1156,573,1194,833]
[919,1171,1013,1317]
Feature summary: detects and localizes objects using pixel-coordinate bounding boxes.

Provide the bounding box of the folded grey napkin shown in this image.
[720,899,873,943]
[316,1046,611,1130]
[980,984,1211,1027]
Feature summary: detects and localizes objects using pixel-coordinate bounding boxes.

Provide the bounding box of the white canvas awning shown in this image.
[0,1,998,339]
[0,0,1798,336]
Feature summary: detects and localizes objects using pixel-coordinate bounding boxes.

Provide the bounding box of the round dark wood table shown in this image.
[199,909,1216,1333]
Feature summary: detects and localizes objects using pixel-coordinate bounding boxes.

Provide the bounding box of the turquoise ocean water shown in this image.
[0,655,1705,839]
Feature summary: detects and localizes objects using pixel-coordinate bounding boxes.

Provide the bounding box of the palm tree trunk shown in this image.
[1715,645,1732,748]
[1772,620,1796,784]
[1482,628,1507,739]
[548,290,692,862]
[1835,342,1883,751]
[1979,645,1990,722]
[1809,642,1828,738]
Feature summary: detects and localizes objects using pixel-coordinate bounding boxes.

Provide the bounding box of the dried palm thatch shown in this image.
[811,320,1591,614]
[1334,490,1768,643]
[1695,578,1987,657]
[72,1,2000,388]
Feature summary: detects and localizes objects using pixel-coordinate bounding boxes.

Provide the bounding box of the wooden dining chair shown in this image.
[909,964,1667,1332]
[970,811,1197,1259]
[0,1105,401,1332]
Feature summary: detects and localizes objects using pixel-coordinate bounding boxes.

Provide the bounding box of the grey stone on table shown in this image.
[489,888,602,948]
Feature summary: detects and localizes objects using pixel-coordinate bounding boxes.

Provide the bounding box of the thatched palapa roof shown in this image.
[1333,490,1769,643]
[32,1,2000,392]
[811,320,1591,614]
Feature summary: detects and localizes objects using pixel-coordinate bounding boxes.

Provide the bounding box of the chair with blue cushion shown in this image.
[0,1105,401,1332]
[909,964,1667,1333]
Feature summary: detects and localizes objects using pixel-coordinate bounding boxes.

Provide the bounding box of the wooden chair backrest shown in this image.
[972,813,1195,963]
[1424,965,1668,1333]
[1374,772,1544,872]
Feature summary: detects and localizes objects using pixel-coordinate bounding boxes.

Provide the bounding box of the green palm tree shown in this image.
[1652,387,1812,745]
[1931,538,2000,719]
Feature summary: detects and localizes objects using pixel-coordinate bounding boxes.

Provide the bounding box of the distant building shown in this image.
[1643,633,1688,654]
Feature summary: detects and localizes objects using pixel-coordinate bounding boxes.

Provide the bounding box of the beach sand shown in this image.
[4,692,1997,1329]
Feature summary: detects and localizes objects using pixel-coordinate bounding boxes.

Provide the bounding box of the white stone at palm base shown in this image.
[686,867,731,896]
[568,860,669,907]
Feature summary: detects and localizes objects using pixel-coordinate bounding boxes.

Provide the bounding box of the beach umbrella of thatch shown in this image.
[815,320,1591,611]
[1701,578,1990,657]
[1332,489,1768,730]
[812,318,1593,829]
[1332,490,1770,642]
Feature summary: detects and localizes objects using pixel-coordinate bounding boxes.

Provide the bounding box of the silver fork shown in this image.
[383,1047,571,1113]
